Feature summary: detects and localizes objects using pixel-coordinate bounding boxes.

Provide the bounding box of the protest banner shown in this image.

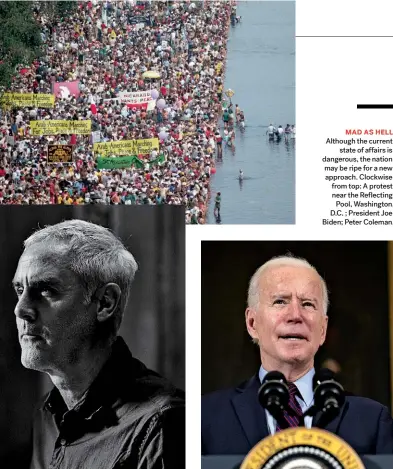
[47,145,73,164]
[118,90,153,104]
[92,130,102,144]
[126,102,148,111]
[128,15,150,25]
[97,156,136,169]
[135,138,159,155]
[103,98,156,111]
[0,93,54,108]
[53,80,81,99]
[30,120,91,135]
[93,138,159,156]
[133,153,165,169]
[97,153,165,169]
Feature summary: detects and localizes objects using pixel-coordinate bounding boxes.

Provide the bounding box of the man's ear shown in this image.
[245,307,259,342]
[320,314,328,346]
[93,283,122,323]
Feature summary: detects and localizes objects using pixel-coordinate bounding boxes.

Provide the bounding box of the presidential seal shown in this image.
[240,428,365,469]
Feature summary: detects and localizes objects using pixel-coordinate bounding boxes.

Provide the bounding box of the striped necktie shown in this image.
[276,382,304,431]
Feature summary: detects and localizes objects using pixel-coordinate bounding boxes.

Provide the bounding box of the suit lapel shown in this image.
[231,375,270,447]
[313,399,349,434]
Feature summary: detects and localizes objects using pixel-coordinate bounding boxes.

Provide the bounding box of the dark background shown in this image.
[201,241,391,410]
[0,205,185,463]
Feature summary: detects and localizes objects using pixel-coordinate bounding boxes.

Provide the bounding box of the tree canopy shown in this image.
[0,2,42,89]
[0,1,76,89]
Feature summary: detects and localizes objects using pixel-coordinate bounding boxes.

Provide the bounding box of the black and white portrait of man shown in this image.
[0,206,185,469]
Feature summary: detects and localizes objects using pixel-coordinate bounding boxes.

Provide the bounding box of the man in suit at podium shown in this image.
[202,255,393,455]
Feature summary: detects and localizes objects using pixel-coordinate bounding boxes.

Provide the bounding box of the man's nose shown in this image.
[286,300,303,321]
[14,292,37,322]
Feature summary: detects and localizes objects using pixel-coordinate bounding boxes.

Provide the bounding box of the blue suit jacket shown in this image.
[202,374,393,455]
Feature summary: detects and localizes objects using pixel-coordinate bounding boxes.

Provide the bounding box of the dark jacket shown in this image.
[202,374,393,456]
[30,337,185,469]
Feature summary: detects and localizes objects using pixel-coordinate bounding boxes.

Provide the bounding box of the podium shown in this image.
[202,456,393,469]
[201,428,393,469]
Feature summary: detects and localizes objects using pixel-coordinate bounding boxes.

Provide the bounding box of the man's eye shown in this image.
[303,302,315,308]
[273,299,286,305]
[15,287,24,296]
[37,286,57,298]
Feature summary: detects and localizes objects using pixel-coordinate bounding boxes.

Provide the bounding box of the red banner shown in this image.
[126,102,148,111]
[53,80,80,99]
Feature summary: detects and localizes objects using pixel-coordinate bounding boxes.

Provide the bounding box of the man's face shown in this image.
[246,265,328,371]
[13,242,97,373]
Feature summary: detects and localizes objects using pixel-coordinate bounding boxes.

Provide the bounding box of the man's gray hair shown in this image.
[24,219,138,336]
[247,255,329,315]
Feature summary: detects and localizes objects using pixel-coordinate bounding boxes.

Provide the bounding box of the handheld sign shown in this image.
[47,145,73,164]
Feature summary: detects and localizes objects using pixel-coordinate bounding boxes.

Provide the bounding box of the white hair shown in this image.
[247,255,329,315]
[24,219,138,337]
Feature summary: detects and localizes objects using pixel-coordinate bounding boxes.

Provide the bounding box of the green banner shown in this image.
[97,156,134,169]
[97,154,165,170]
[134,153,165,169]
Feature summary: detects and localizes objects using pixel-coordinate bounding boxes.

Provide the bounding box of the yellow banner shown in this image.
[0,93,54,108]
[93,138,159,156]
[30,120,91,135]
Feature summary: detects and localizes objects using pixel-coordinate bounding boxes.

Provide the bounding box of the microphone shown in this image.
[313,368,345,416]
[258,371,289,420]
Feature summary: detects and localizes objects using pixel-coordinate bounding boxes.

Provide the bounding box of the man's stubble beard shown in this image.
[19,304,99,372]
[20,338,52,372]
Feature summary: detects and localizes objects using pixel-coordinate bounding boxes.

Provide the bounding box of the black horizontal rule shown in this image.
[357,104,393,109]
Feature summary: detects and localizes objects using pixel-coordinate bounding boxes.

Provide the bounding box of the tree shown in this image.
[39,1,77,23]
[0,2,42,89]
[0,1,77,90]
[54,1,76,20]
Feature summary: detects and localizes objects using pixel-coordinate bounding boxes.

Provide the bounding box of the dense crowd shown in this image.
[0,0,234,223]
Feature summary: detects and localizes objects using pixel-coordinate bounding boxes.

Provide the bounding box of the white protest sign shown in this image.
[118,90,153,104]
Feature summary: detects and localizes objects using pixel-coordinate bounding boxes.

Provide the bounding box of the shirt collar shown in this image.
[258,365,315,407]
[44,336,136,419]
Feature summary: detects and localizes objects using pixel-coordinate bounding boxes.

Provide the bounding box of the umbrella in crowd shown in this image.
[142,70,161,80]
